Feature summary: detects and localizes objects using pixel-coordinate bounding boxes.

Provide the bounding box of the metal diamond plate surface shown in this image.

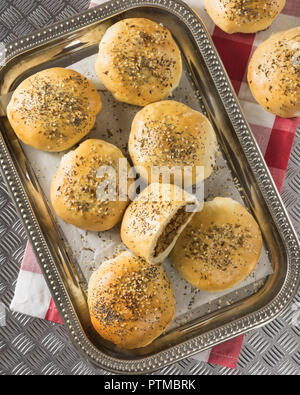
[0,0,299,376]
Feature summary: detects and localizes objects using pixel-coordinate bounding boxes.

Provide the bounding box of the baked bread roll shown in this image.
[248,27,300,118]
[204,0,285,34]
[51,139,131,231]
[129,101,218,186]
[170,197,262,292]
[7,68,102,152]
[95,18,182,106]
[88,251,176,349]
[121,183,200,264]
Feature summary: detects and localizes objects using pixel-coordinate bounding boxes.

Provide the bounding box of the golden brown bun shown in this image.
[248,28,300,118]
[170,197,262,292]
[204,0,285,34]
[129,101,218,186]
[121,183,200,264]
[95,18,182,106]
[51,139,131,231]
[7,68,102,152]
[88,251,176,349]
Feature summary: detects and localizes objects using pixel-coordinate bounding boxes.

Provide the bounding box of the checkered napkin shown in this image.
[10,0,300,369]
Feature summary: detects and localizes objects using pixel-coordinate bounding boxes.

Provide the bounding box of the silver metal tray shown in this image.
[0,0,299,374]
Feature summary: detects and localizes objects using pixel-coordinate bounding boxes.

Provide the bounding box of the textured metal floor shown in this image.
[0,0,299,376]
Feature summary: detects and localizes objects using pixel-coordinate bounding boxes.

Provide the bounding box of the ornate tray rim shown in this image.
[0,0,299,374]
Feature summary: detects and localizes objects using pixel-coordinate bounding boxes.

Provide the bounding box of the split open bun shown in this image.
[121,183,200,264]
[95,18,182,106]
[51,139,132,231]
[88,251,176,349]
[129,100,218,186]
[248,27,300,118]
[204,0,286,34]
[7,68,102,152]
[170,197,262,292]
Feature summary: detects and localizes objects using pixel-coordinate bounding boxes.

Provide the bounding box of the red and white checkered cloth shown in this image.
[10,0,300,369]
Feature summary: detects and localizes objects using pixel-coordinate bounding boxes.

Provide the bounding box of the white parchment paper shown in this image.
[21,53,273,329]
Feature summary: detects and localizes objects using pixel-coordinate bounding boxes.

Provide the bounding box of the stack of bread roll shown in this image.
[8,3,297,348]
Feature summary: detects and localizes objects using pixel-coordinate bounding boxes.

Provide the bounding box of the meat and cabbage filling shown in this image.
[154,206,191,257]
